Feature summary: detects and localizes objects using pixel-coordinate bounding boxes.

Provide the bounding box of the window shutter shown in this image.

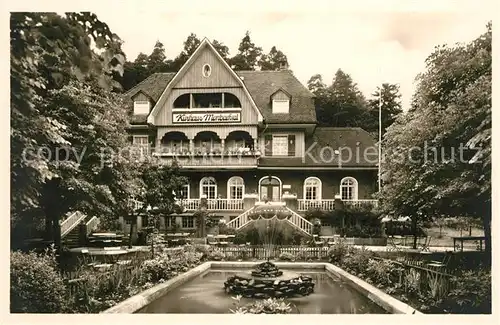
[265,135,272,156]
[288,135,296,156]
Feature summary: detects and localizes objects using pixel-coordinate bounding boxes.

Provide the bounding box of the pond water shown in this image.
[137,268,387,314]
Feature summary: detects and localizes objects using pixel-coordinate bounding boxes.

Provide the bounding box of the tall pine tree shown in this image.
[229,31,262,70]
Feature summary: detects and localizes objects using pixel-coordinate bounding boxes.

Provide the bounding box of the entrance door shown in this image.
[260,176,281,202]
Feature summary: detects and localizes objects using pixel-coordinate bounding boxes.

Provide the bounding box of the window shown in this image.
[182,216,195,228]
[134,100,150,115]
[304,177,322,200]
[228,176,245,199]
[165,217,175,228]
[133,135,149,155]
[202,64,211,77]
[272,135,288,156]
[175,184,190,200]
[200,177,217,199]
[133,135,148,146]
[340,177,358,200]
[272,100,289,114]
[193,93,222,108]
[173,94,190,108]
[173,93,241,109]
[223,93,241,108]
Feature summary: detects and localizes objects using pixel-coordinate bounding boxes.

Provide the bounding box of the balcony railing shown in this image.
[176,198,244,211]
[154,153,258,168]
[343,199,379,209]
[297,199,379,211]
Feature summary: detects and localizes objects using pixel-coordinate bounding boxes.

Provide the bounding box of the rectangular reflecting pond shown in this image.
[137,268,387,314]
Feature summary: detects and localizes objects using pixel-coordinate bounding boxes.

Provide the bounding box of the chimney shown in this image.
[279,61,289,71]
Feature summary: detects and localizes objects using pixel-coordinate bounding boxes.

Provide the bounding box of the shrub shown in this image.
[278,252,295,261]
[294,250,308,261]
[207,250,224,261]
[236,249,249,261]
[341,247,373,275]
[10,249,68,313]
[327,241,349,263]
[141,258,168,282]
[66,246,202,313]
[365,259,394,288]
[231,296,292,314]
[442,269,491,313]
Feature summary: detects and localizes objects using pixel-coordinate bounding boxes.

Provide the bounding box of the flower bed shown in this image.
[326,242,491,314]
[10,245,203,313]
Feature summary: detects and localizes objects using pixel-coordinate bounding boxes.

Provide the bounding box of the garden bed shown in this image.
[104,261,419,314]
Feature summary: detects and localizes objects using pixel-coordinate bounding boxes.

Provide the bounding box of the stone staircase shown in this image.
[227,205,313,237]
[61,212,99,248]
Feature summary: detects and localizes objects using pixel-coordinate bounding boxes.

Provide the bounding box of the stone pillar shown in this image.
[221,139,225,154]
[118,216,124,232]
[159,215,166,231]
[189,139,194,154]
[283,194,298,211]
[155,136,161,153]
[200,194,208,209]
[198,195,208,237]
[243,194,258,210]
[137,216,142,231]
[334,194,345,235]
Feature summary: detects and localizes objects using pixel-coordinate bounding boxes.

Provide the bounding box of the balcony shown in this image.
[153,149,259,169]
[176,198,244,211]
[297,199,379,211]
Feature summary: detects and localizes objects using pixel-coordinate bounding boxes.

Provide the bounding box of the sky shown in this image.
[15,0,492,110]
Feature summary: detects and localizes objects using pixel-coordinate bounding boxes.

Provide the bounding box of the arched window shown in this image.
[223,93,241,108]
[258,176,282,202]
[227,176,245,199]
[200,177,217,199]
[304,177,322,201]
[340,177,358,200]
[173,94,190,108]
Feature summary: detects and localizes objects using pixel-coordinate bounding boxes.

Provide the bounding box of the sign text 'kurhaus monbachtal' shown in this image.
[173,112,241,123]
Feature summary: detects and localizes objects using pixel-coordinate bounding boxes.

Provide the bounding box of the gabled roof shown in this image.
[259,127,378,167]
[237,70,316,124]
[147,38,263,124]
[123,39,317,125]
[270,87,292,99]
[125,72,176,101]
[125,70,317,125]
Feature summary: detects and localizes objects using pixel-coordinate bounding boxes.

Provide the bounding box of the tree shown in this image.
[212,39,230,60]
[380,23,491,252]
[313,69,368,127]
[127,159,187,248]
[10,12,130,250]
[362,83,403,137]
[121,41,174,90]
[147,41,171,73]
[307,74,327,95]
[171,33,201,71]
[229,31,262,70]
[258,46,288,71]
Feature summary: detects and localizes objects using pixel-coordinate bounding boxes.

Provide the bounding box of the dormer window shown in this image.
[272,99,290,114]
[271,88,291,114]
[133,100,150,115]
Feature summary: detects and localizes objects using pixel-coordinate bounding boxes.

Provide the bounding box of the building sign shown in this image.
[173,112,241,123]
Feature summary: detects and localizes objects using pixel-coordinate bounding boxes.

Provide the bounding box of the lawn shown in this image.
[424,226,484,248]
